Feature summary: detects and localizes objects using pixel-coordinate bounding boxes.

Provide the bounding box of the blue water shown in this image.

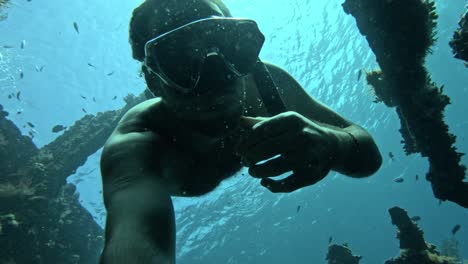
[0,0,467,263]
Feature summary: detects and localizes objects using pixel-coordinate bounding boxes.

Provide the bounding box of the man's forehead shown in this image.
[148,0,224,36]
[153,0,223,17]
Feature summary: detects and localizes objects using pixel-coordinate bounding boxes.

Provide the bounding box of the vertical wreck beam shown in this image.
[385,207,459,263]
[342,0,468,208]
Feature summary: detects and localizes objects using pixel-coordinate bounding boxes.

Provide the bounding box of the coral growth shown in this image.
[450,10,468,66]
[0,177,41,199]
[0,0,8,8]
[326,243,362,264]
[343,0,468,208]
[385,207,461,264]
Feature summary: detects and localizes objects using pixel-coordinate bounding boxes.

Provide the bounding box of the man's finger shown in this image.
[260,168,324,193]
[240,130,303,165]
[238,113,303,153]
[239,116,266,128]
[260,175,306,193]
[249,155,291,178]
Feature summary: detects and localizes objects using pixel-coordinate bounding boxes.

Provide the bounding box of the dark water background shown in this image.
[0,0,467,263]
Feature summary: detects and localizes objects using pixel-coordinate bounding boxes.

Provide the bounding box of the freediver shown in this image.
[99,0,383,263]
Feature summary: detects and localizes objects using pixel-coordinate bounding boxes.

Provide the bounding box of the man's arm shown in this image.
[100,100,176,264]
[265,62,382,177]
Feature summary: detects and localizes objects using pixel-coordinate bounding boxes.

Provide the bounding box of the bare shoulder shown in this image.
[100,98,168,185]
[102,97,166,160]
[112,98,163,135]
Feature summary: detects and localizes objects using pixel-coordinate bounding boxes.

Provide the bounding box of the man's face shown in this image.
[146,1,248,122]
[157,72,248,122]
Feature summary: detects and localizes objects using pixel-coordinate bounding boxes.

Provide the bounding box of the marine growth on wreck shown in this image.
[343,0,468,208]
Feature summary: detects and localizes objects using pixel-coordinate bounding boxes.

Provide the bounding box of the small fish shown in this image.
[440,85,444,94]
[52,125,67,133]
[16,111,22,115]
[92,97,96,102]
[16,91,21,101]
[107,71,114,76]
[80,95,87,100]
[87,63,96,69]
[20,40,26,49]
[8,94,12,99]
[393,177,404,183]
[28,131,34,138]
[2,45,13,48]
[27,122,35,128]
[451,224,461,235]
[415,174,419,181]
[410,216,421,221]
[296,205,301,213]
[328,236,333,244]
[35,65,45,72]
[19,70,24,79]
[112,96,117,100]
[73,22,79,34]
[82,108,87,113]
[389,152,394,160]
[357,69,362,81]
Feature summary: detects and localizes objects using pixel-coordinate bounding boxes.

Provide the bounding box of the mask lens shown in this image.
[145,18,265,92]
[220,21,264,74]
[146,30,204,89]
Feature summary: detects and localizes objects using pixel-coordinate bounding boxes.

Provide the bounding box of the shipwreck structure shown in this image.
[0,94,146,263]
[343,0,468,208]
[450,9,468,66]
[326,243,362,264]
[385,207,459,264]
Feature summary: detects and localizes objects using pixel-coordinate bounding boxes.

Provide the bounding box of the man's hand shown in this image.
[235,111,340,193]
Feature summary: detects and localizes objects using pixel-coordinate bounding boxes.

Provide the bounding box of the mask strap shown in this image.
[252,59,287,115]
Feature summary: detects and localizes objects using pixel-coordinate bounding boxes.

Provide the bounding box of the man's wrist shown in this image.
[331,128,361,174]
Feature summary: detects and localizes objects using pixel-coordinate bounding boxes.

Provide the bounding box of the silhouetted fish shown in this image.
[80,95,87,100]
[415,174,419,181]
[16,111,22,115]
[87,63,96,69]
[19,70,23,79]
[2,45,13,48]
[82,108,87,113]
[296,205,301,213]
[410,216,421,221]
[27,122,35,128]
[357,69,362,81]
[451,224,461,235]
[112,96,117,100]
[107,71,114,76]
[16,91,21,101]
[73,22,79,34]
[20,40,25,49]
[328,236,333,244]
[35,65,45,72]
[8,94,12,99]
[389,152,394,160]
[393,177,404,183]
[52,125,67,133]
[92,97,96,102]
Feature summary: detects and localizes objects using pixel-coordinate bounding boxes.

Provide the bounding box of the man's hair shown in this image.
[129,0,232,62]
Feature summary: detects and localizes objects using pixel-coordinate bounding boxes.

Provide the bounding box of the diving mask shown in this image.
[144,17,265,94]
